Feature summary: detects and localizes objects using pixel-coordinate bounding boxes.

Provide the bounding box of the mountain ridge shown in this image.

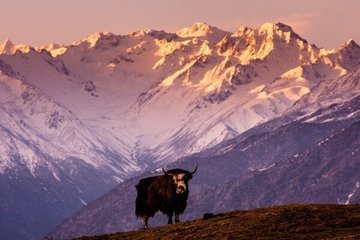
[50,64,360,238]
[1,22,360,240]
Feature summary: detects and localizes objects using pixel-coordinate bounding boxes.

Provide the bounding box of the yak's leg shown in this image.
[141,216,149,228]
[175,214,180,223]
[167,212,173,224]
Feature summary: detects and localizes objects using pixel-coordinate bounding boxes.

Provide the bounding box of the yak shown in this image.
[135,165,197,228]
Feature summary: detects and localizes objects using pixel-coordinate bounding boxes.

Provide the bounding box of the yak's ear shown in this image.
[162,167,172,176]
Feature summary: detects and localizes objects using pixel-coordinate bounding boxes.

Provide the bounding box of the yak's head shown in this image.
[162,165,197,195]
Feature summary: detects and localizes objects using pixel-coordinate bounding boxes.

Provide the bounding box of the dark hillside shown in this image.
[74,204,360,240]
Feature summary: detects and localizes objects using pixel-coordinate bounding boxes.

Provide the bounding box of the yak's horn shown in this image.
[190,164,198,175]
[162,167,172,176]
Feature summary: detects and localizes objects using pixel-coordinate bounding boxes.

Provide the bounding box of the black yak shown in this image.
[135,165,197,228]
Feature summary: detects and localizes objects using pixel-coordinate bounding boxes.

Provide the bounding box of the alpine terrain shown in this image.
[74,204,360,240]
[0,22,359,240]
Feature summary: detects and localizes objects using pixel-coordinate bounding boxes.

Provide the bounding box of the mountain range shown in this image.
[0,22,359,240]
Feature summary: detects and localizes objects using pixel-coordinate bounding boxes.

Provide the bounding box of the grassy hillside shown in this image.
[73,204,360,240]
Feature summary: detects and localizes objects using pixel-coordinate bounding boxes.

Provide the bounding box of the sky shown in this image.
[0,0,359,49]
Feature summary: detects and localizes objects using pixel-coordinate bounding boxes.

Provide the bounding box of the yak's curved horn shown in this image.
[190,164,198,175]
[162,167,172,176]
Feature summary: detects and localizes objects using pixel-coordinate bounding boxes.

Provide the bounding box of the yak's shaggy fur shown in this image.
[135,167,197,228]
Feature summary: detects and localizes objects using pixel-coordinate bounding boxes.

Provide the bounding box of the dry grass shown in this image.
[74,204,360,240]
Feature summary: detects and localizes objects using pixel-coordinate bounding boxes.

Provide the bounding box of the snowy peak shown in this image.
[295,65,360,109]
[37,43,67,57]
[0,39,15,54]
[343,39,359,48]
[260,22,295,35]
[74,31,121,49]
[226,22,319,64]
[339,39,360,53]
[338,39,360,69]
[321,39,360,57]
[176,22,229,41]
[145,29,177,41]
[318,39,360,73]
[234,25,253,36]
[0,39,65,57]
[259,22,304,40]
[257,22,312,50]
[273,22,293,32]
[233,22,310,46]
[176,22,212,36]
[0,39,32,55]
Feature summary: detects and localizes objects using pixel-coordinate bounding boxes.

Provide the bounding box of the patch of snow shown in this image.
[345,182,360,205]
[258,163,275,172]
[112,175,123,184]
[317,138,330,146]
[216,144,235,155]
[78,197,87,206]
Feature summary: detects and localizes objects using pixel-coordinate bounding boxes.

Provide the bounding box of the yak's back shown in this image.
[136,175,159,191]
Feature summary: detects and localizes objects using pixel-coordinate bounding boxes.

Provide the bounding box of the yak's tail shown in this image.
[135,177,156,218]
[135,182,146,217]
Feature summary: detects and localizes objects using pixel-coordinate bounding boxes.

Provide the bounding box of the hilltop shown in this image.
[73,204,360,240]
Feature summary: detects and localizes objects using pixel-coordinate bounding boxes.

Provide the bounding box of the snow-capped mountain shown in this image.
[0,39,32,55]
[50,65,360,239]
[1,22,360,240]
[0,65,141,240]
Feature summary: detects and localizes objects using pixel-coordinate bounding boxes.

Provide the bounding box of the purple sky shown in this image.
[1,0,359,49]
